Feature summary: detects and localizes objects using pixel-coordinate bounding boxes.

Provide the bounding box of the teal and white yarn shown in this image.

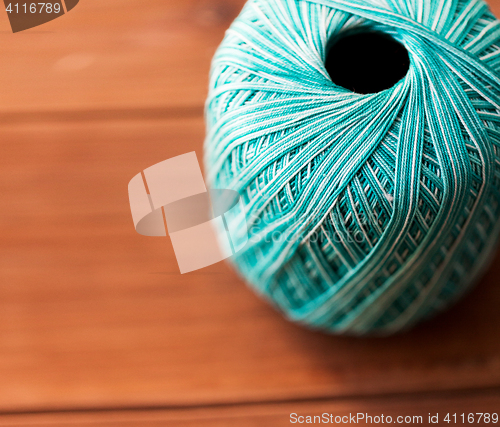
[204,0,500,334]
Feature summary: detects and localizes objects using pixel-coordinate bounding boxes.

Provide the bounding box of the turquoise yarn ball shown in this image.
[204,0,500,334]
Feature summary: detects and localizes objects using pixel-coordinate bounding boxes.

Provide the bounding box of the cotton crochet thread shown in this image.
[204,0,500,335]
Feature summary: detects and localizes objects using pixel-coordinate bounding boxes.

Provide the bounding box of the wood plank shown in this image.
[0,118,500,412]
[0,390,498,426]
[0,0,246,112]
[0,0,499,113]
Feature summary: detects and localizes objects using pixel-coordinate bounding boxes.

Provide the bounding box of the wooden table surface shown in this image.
[0,1,499,425]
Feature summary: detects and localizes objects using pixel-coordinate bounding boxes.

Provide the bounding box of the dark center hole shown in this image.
[325,31,410,94]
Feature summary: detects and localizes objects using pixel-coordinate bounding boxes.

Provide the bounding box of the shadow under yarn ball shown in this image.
[204,0,500,335]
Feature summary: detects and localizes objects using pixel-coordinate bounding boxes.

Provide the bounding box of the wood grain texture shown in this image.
[0,0,497,114]
[0,118,499,413]
[0,390,498,426]
[0,0,245,112]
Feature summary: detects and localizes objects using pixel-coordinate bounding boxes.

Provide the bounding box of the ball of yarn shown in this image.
[204,0,500,334]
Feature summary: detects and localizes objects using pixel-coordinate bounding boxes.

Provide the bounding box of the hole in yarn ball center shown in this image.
[326,31,410,94]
